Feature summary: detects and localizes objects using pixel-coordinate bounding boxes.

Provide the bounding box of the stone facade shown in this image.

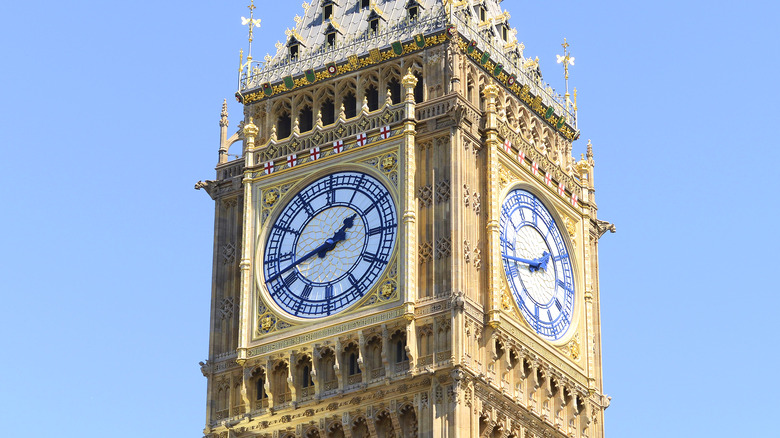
[197,2,611,437]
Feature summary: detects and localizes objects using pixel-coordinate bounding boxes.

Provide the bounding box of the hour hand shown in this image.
[317,214,358,258]
[532,251,550,272]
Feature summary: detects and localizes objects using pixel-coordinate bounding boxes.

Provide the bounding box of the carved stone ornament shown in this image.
[417,185,433,208]
[435,179,451,203]
[222,242,236,265]
[436,237,452,259]
[419,242,433,264]
[219,296,235,319]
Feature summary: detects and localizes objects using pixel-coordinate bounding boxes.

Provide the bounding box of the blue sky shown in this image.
[1,0,777,436]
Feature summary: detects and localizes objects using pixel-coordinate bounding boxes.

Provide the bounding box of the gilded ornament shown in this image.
[261,314,274,332]
[380,281,395,299]
[501,289,512,311]
[264,190,279,206]
[381,154,396,171]
[569,335,580,361]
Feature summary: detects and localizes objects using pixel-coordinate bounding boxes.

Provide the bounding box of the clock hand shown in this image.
[532,251,551,272]
[267,214,358,283]
[503,254,541,268]
[316,214,357,258]
[503,251,550,273]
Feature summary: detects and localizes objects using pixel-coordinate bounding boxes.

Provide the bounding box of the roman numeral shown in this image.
[325,285,333,300]
[553,254,568,262]
[273,224,299,235]
[367,224,396,236]
[348,273,359,288]
[362,252,383,264]
[284,271,298,287]
[547,310,553,322]
[555,298,563,311]
[300,284,313,300]
[298,194,315,216]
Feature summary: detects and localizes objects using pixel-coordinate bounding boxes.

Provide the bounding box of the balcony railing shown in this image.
[394,360,410,374]
[323,380,339,392]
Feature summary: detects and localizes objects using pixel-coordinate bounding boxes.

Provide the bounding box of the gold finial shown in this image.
[556,38,575,111]
[302,1,310,10]
[238,49,244,72]
[241,0,262,60]
[573,87,578,112]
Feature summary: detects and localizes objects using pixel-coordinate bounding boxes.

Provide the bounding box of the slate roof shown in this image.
[241,0,571,122]
[247,1,514,84]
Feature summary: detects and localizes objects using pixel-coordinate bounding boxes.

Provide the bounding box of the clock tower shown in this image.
[197,1,613,438]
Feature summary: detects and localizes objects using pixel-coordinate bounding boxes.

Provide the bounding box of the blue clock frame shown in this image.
[500,188,575,341]
[263,171,397,318]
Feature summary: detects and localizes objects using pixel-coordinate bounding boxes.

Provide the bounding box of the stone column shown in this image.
[482,83,502,328]
[236,118,258,365]
[400,69,419,321]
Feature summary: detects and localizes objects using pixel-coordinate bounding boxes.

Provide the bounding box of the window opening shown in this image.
[256,375,267,400]
[277,112,292,139]
[343,92,357,118]
[321,98,335,125]
[302,365,313,388]
[370,18,379,34]
[366,85,379,111]
[324,4,333,20]
[289,44,299,60]
[408,6,418,21]
[349,353,361,375]
[388,78,401,104]
[414,72,423,104]
[327,32,336,48]
[299,105,313,132]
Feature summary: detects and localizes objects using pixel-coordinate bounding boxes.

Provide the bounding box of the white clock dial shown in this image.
[500,189,575,341]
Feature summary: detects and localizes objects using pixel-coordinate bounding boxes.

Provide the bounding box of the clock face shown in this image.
[500,188,575,341]
[263,171,397,318]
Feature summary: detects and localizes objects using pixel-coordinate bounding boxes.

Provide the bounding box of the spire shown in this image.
[218,99,230,164]
[220,99,229,128]
[240,0,262,77]
[586,139,594,166]
[557,38,575,112]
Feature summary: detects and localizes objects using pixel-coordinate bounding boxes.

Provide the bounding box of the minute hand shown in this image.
[503,254,542,267]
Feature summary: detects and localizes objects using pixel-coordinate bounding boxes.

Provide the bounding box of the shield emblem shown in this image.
[493,63,503,76]
[556,117,565,128]
[480,52,490,65]
[305,69,316,83]
[283,75,294,90]
[446,25,457,38]
[392,41,403,55]
[262,83,272,96]
[235,91,244,103]
[507,74,516,86]
[467,40,477,54]
[414,34,425,48]
[545,107,555,119]
[326,63,337,75]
